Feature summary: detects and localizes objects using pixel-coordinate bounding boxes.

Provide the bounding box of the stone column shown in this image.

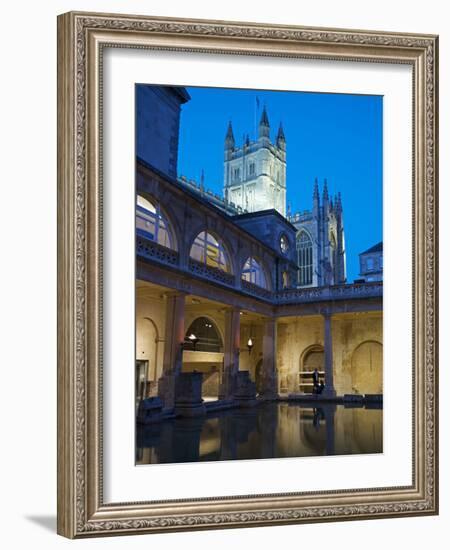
[260,318,278,399]
[219,307,241,400]
[323,312,336,396]
[157,292,186,409]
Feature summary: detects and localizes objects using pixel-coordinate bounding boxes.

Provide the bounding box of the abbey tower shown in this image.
[223,106,346,287]
[223,106,287,216]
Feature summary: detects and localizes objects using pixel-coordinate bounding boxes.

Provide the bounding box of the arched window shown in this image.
[297,231,313,286]
[136,195,173,249]
[280,234,289,254]
[184,317,223,352]
[242,257,269,289]
[190,231,231,272]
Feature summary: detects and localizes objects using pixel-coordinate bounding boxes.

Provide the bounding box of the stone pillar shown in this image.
[157,292,186,409]
[260,318,278,399]
[219,307,241,400]
[323,312,336,396]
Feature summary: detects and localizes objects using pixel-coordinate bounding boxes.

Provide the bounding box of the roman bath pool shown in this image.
[136,401,382,465]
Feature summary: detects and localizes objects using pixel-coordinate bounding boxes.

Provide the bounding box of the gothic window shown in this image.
[190,231,231,272]
[233,167,240,182]
[366,258,375,271]
[184,317,223,352]
[136,195,173,249]
[242,257,269,289]
[297,231,313,286]
[248,162,255,176]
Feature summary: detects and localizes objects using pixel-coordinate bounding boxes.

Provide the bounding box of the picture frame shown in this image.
[57,11,439,538]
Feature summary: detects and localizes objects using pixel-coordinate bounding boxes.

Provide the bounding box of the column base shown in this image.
[174,402,206,417]
[174,372,205,417]
[157,373,177,409]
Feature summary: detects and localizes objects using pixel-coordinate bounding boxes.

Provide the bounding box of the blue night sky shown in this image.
[177,86,383,283]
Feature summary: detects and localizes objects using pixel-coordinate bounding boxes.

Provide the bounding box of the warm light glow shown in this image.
[247,337,254,354]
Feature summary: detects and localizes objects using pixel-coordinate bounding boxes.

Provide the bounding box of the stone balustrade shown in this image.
[188,258,235,287]
[274,282,383,303]
[241,279,273,300]
[136,233,382,305]
[136,234,180,267]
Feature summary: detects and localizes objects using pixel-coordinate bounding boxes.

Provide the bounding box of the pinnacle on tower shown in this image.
[322,178,329,202]
[313,177,320,200]
[258,105,270,138]
[277,122,286,147]
[336,191,343,212]
[200,169,205,189]
[224,120,235,150]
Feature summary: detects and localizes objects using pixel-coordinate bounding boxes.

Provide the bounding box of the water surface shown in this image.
[136,401,382,465]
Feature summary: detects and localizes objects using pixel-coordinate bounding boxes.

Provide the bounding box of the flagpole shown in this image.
[254,96,260,140]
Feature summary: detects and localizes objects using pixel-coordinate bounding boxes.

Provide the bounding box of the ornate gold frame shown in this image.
[57,11,439,538]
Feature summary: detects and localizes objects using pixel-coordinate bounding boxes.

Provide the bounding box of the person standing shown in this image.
[312,367,320,394]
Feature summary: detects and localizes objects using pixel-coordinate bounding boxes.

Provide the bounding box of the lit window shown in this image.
[280,234,289,254]
[242,257,269,289]
[190,231,230,272]
[136,195,173,249]
[297,231,313,286]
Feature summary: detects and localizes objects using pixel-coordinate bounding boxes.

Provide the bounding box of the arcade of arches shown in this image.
[136,280,383,404]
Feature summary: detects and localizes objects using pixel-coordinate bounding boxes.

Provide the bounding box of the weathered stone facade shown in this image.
[223,108,287,216]
[135,85,382,414]
[359,241,383,282]
[136,85,190,179]
[289,180,346,287]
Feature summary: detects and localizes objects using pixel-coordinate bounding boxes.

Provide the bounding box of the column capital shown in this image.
[321,309,333,320]
[164,290,188,299]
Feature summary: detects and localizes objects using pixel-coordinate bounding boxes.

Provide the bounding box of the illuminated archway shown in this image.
[189,231,232,273]
[136,194,176,249]
[241,256,270,289]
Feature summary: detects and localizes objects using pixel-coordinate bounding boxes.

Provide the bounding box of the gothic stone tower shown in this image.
[290,179,346,287]
[223,107,286,216]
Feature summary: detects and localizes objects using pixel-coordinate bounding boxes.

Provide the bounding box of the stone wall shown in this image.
[136,285,382,399]
[135,293,166,383]
[276,312,382,395]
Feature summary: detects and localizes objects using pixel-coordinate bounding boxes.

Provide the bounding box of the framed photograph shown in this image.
[57,11,439,538]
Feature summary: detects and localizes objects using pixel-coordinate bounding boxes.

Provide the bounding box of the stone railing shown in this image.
[136,234,382,305]
[188,258,235,287]
[274,282,383,304]
[241,279,273,300]
[177,175,247,215]
[136,235,180,267]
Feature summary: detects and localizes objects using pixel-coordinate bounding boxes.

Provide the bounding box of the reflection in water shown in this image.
[136,402,382,465]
